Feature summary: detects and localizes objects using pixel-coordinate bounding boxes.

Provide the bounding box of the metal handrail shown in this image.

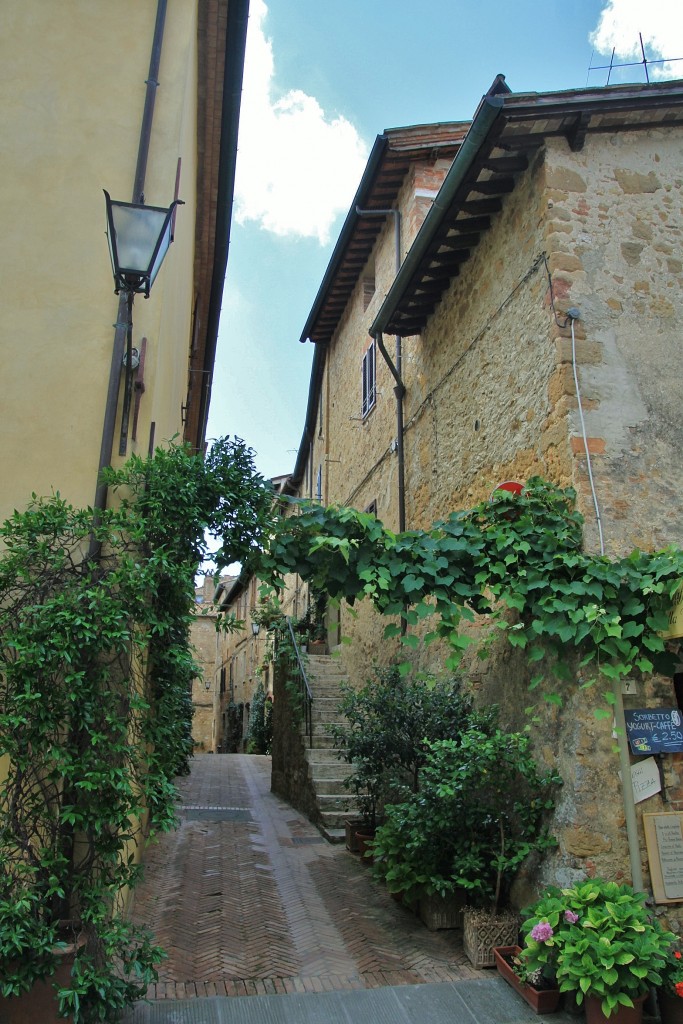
[284,617,314,747]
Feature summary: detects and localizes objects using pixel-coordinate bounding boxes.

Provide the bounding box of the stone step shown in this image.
[311,708,348,724]
[317,793,360,813]
[308,675,348,688]
[310,721,342,738]
[308,654,346,669]
[311,696,345,709]
[305,748,346,765]
[312,777,354,795]
[318,825,346,844]
[309,684,345,696]
[319,808,360,831]
[308,735,337,749]
[306,761,349,781]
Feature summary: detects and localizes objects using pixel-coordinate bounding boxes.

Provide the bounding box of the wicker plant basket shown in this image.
[463,906,519,968]
[419,890,465,931]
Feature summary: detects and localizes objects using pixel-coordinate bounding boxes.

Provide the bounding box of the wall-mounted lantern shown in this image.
[104,191,184,298]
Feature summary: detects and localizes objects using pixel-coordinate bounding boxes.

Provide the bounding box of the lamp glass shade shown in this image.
[104,191,182,296]
[251,622,260,637]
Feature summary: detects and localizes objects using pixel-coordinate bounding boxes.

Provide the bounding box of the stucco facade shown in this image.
[283,77,683,920]
[0,0,247,521]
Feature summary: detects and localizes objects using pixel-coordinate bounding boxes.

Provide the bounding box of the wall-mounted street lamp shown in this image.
[103,191,183,454]
[104,191,183,298]
[251,621,260,637]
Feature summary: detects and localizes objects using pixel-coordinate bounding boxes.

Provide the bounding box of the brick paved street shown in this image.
[128,754,487,1000]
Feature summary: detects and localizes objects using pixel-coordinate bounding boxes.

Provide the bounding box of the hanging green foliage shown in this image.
[261,477,683,688]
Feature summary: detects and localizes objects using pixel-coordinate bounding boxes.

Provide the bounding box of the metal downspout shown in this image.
[612,679,644,890]
[93,0,168,518]
[356,207,406,534]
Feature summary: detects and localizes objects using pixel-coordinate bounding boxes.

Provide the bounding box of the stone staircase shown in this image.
[303,654,360,842]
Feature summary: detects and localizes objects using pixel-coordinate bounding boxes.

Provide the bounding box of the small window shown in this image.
[362,277,376,312]
[364,500,378,516]
[361,342,376,419]
[316,464,323,503]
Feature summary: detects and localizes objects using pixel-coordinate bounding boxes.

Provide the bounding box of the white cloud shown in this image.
[234,0,369,245]
[590,0,683,79]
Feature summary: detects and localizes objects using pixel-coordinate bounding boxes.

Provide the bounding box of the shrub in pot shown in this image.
[370,718,560,930]
[328,668,483,836]
[519,880,675,1020]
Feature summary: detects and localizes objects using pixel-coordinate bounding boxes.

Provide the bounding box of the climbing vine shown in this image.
[0,437,274,1022]
[261,478,683,695]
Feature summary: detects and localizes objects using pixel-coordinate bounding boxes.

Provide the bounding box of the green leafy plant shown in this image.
[0,437,273,1022]
[371,721,560,908]
[327,667,477,829]
[261,479,683,699]
[246,682,273,754]
[660,945,683,999]
[519,879,676,1018]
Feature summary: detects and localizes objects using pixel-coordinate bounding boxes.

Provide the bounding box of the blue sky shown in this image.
[206,0,683,481]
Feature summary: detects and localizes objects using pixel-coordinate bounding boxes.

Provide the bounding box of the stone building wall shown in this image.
[542,131,683,556]
[291,122,683,919]
[190,577,222,752]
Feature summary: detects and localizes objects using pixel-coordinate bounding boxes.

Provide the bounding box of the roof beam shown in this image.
[483,154,529,174]
[461,197,502,215]
[469,177,515,195]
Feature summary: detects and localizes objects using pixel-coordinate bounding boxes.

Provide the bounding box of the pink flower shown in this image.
[530,921,554,942]
[675,981,683,998]
[564,910,579,924]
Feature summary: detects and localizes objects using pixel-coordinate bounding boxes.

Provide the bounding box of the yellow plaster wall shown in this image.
[0,1,198,522]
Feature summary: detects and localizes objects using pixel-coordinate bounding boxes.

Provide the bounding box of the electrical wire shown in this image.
[543,254,605,553]
[569,313,605,555]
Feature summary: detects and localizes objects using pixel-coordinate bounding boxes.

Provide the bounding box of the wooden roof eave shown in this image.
[372,77,683,340]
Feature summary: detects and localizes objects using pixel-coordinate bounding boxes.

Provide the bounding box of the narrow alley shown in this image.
[122,754,575,1023]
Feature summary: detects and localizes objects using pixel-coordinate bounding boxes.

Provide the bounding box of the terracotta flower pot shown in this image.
[493,946,560,1015]
[659,991,683,1024]
[355,830,375,864]
[0,941,82,1024]
[584,993,646,1024]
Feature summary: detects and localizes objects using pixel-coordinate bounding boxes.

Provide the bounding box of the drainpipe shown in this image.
[93,0,168,519]
[355,207,406,534]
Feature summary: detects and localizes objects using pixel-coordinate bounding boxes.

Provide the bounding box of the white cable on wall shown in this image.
[570,312,605,556]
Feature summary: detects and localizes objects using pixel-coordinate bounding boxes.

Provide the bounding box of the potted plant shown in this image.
[370,718,560,950]
[492,945,561,1014]
[426,726,558,964]
[330,668,479,866]
[659,946,683,1024]
[518,879,675,1023]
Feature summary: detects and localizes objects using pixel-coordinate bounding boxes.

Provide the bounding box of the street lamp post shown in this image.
[103,191,183,454]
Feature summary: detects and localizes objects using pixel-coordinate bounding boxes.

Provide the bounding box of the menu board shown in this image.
[624,708,683,755]
[644,813,683,903]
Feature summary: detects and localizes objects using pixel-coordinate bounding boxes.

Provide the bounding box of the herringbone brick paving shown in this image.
[128,754,487,999]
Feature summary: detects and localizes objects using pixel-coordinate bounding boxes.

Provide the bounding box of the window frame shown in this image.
[361,341,376,419]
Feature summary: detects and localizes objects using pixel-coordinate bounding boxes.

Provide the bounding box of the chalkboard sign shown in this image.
[624,707,683,755]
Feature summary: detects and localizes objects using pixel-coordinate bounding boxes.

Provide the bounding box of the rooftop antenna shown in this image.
[586,34,683,86]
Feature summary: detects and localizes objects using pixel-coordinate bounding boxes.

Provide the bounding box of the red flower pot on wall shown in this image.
[493,946,560,1015]
[584,994,646,1024]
